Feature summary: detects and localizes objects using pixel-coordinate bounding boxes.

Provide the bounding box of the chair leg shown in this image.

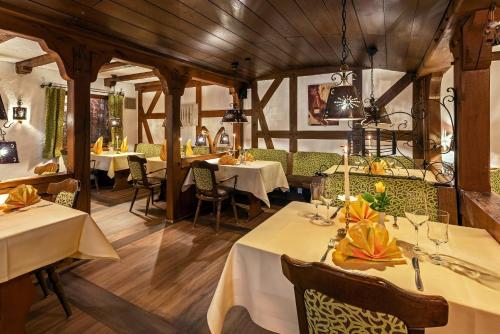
[46,266,72,318]
[145,190,151,216]
[150,188,155,204]
[231,196,239,224]
[216,201,222,233]
[193,198,202,228]
[34,270,49,298]
[129,188,139,212]
[94,176,100,193]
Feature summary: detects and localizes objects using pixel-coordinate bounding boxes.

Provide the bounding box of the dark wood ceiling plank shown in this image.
[351,0,386,68]
[104,71,156,86]
[146,0,290,71]
[266,0,339,65]
[96,0,263,77]
[208,0,311,65]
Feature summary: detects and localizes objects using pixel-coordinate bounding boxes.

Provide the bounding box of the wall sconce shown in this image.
[195,133,207,146]
[12,98,27,123]
[219,131,230,145]
[0,140,19,164]
[107,116,121,128]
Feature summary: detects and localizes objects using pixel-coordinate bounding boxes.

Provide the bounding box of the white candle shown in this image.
[344,146,350,199]
[367,134,372,148]
[233,133,236,151]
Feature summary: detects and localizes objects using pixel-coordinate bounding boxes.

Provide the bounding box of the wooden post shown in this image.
[156,66,191,222]
[195,83,202,135]
[251,80,258,148]
[412,76,428,161]
[289,75,298,153]
[452,9,492,193]
[426,73,444,163]
[137,90,143,143]
[230,87,244,150]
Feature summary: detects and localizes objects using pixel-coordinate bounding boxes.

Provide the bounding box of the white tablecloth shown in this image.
[324,164,439,183]
[208,201,500,334]
[91,152,145,178]
[182,159,289,207]
[0,197,119,283]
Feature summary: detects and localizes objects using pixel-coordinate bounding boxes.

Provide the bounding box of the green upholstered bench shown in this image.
[135,143,162,158]
[288,152,342,188]
[491,169,500,194]
[246,148,288,173]
[323,173,438,217]
[192,146,210,155]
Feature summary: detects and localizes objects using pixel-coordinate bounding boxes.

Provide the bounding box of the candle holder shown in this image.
[337,199,351,239]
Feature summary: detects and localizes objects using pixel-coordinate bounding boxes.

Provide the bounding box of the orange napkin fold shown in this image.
[0,184,41,212]
[243,152,254,162]
[369,160,387,175]
[219,154,238,165]
[92,136,103,154]
[333,221,405,265]
[160,140,167,161]
[120,136,128,153]
[338,195,379,224]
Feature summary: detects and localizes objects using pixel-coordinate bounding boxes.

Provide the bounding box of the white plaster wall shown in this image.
[0,62,136,180]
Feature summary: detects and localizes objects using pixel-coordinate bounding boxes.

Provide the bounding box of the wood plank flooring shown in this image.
[26,195,283,333]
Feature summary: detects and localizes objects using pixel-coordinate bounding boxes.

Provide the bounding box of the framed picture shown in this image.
[307,83,339,126]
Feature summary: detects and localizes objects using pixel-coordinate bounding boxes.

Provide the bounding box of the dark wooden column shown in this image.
[426,73,444,163]
[230,86,244,149]
[251,80,258,148]
[156,66,191,222]
[412,76,428,161]
[452,9,492,193]
[52,44,111,212]
[289,75,298,153]
[195,83,202,136]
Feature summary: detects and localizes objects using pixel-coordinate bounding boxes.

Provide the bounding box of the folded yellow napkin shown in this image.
[185,139,193,157]
[92,136,103,154]
[333,221,405,264]
[243,152,254,162]
[120,136,128,153]
[0,184,41,212]
[369,160,387,175]
[338,195,379,224]
[159,140,167,161]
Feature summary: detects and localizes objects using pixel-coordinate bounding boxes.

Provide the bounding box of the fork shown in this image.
[392,216,399,229]
[320,238,336,262]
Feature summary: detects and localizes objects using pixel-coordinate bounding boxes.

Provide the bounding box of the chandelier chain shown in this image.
[341,0,348,65]
[369,53,375,100]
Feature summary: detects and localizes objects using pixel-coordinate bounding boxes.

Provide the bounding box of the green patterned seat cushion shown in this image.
[55,191,77,208]
[324,174,438,217]
[304,289,408,334]
[192,146,210,155]
[135,143,162,158]
[292,152,342,177]
[491,169,500,194]
[247,148,288,173]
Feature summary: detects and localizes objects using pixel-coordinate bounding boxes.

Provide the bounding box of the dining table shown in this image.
[0,194,119,332]
[207,201,500,334]
[91,151,145,190]
[182,158,289,219]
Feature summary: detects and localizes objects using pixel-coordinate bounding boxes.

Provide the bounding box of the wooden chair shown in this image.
[192,160,238,232]
[35,178,81,318]
[127,155,165,216]
[90,159,100,192]
[34,162,59,175]
[281,255,448,334]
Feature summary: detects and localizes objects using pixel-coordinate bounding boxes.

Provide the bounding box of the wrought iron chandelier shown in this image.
[222,62,248,124]
[322,0,364,121]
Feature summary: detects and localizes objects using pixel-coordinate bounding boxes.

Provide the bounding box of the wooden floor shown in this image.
[25,193,287,333]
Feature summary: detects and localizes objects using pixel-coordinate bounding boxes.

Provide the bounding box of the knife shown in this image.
[330,206,342,219]
[412,257,424,291]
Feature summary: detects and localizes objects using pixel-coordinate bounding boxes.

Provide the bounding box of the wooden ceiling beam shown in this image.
[15,53,55,74]
[134,80,211,92]
[257,65,366,80]
[0,32,14,44]
[104,71,156,87]
[99,61,130,73]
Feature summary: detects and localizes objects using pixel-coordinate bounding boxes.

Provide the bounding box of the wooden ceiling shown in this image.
[3,0,451,79]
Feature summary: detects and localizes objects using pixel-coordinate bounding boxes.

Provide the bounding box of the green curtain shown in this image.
[108,93,124,147]
[43,87,66,159]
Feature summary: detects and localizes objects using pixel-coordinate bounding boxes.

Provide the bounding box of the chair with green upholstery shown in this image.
[491,169,500,194]
[323,173,438,217]
[246,148,288,173]
[288,151,342,188]
[135,143,162,158]
[281,255,448,334]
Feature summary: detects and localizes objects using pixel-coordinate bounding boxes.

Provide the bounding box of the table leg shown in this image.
[112,170,132,191]
[247,194,263,220]
[0,274,36,334]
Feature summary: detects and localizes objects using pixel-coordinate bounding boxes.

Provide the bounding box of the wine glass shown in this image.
[310,182,324,223]
[404,191,429,252]
[427,210,450,264]
[321,192,334,225]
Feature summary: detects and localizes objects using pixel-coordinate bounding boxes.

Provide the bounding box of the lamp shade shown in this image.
[195,133,207,146]
[324,85,364,121]
[219,132,230,145]
[108,116,121,128]
[0,141,19,163]
[222,106,248,123]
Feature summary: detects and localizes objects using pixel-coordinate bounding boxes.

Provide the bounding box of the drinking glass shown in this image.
[321,193,334,225]
[310,182,324,222]
[427,210,450,264]
[404,191,429,252]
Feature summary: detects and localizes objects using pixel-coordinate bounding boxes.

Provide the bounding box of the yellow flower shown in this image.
[375,182,385,193]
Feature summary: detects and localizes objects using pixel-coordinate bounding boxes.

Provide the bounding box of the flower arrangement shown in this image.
[361,182,391,212]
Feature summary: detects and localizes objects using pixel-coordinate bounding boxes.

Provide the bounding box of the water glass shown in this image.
[310,182,324,222]
[427,210,450,264]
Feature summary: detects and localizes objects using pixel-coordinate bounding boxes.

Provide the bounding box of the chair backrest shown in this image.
[491,169,500,194]
[324,173,438,217]
[34,162,59,175]
[191,160,218,197]
[128,155,150,186]
[246,148,288,173]
[47,178,80,208]
[292,152,342,176]
[135,143,162,158]
[281,255,448,334]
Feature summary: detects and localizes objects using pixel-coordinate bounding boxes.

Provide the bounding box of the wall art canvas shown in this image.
[307,83,339,126]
